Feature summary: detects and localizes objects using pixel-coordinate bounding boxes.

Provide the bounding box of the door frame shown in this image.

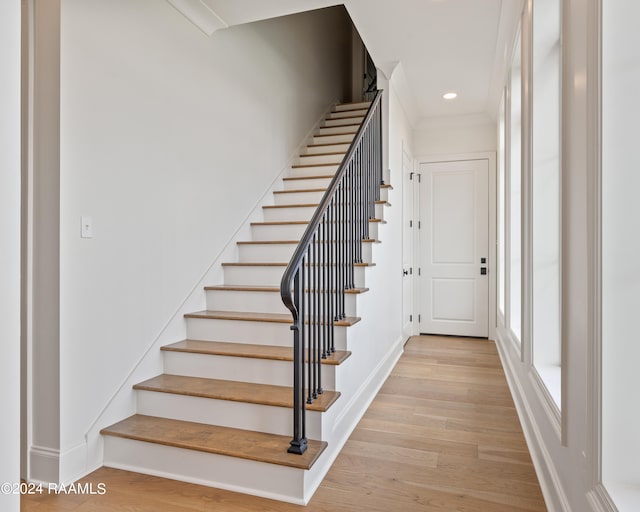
[415,151,497,341]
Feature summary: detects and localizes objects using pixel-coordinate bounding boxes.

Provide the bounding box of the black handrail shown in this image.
[280,90,383,454]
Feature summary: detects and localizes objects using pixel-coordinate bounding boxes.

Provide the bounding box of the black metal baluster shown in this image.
[280,92,382,455]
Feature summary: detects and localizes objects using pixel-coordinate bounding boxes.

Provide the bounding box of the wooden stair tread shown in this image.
[323,117,364,123]
[100,414,326,470]
[251,221,309,226]
[204,285,370,295]
[313,132,357,139]
[320,123,361,128]
[263,203,319,209]
[306,143,349,148]
[273,188,327,194]
[205,285,279,292]
[292,163,340,169]
[162,340,351,365]
[282,175,335,181]
[184,310,361,326]
[237,240,298,245]
[133,374,341,412]
[299,152,346,158]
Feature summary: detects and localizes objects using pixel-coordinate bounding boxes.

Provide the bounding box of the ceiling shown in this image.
[182,0,523,127]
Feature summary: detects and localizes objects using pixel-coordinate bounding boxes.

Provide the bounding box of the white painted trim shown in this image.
[529,366,562,440]
[415,151,497,341]
[29,445,59,484]
[495,331,571,512]
[165,0,227,36]
[587,484,618,512]
[485,0,527,119]
[586,0,603,494]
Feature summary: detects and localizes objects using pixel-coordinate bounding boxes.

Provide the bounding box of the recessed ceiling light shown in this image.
[443,92,457,100]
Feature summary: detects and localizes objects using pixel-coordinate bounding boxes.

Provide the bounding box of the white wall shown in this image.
[413,114,497,157]
[602,0,640,503]
[51,0,349,482]
[0,1,22,511]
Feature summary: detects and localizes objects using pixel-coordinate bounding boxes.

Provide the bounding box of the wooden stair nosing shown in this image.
[319,123,361,129]
[282,175,335,182]
[306,142,350,148]
[313,131,357,139]
[184,310,361,327]
[298,151,346,158]
[251,220,308,226]
[291,163,341,169]
[161,339,351,366]
[100,414,326,470]
[273,188,327,195]
[132,374,341,412]
[263,203,318,209]
[204,285,370,295]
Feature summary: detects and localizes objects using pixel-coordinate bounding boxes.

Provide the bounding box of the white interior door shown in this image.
[418,159,489,337]
[402,149,414,338]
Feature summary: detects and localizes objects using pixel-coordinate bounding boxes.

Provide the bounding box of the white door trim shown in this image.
[415,152,497,341]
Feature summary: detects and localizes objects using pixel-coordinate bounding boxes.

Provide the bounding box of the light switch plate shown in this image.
[81,216,93,238]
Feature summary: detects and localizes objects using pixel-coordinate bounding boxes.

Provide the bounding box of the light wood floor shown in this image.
[21,336,547,511]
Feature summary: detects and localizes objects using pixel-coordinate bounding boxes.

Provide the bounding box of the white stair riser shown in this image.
[304,143,350,155]
[263,206,316,222]
[327,109,367,119]
[206,289,359,317]
[297,153,345,166]
[380,187,389,202]
[135,390,324,439]
[185,317,348,350]
[317,125,358,136]
[312,134,354,145]
[206,289,290,314]
[333,102,370,112]
[103,437,306,504]
[274,190,326,206]
[283,177,333,190]
[238,244,296,263]
[251,224,308,241]
[322,117,363,128]
[238,242,373,265]
[224,265,285,286]
[290,165,339,178]
[162,351,337,389]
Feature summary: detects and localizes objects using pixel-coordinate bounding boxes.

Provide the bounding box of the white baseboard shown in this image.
[29,445,59,484]
[494,331,571,512]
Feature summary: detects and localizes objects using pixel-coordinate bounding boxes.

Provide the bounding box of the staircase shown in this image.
[100,100,391,504]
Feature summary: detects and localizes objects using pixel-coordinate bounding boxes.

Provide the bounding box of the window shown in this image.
[509,33,522,343]
[531,0,562,409]
[498,91,506,320]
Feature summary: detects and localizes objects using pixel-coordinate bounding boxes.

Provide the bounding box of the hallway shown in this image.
[22,336,546,511]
